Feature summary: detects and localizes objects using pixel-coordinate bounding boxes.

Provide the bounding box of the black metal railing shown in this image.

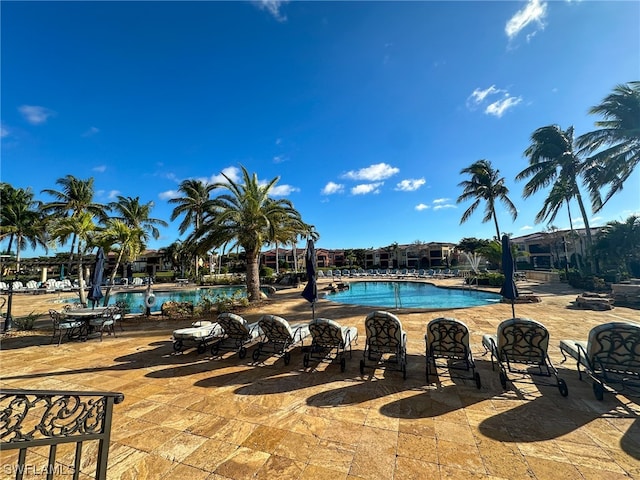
[0,389,124,480]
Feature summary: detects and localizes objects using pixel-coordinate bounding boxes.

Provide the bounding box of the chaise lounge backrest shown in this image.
[586,322,640,375]
[259,315,294,342]
[309,318,347,348]
[217,312,250,337]
[426,317,470,359]
[496,317,549,365]
[364,311,404,350]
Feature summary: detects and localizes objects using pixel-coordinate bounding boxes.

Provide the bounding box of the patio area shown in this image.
[1,279,639,479]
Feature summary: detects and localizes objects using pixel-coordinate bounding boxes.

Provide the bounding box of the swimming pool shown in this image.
[325,281,502,309]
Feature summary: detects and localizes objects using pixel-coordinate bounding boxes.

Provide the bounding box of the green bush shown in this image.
[466,273,504,286]
[260,266,274,278]
[13,311,38,331]
[567,271,609,292]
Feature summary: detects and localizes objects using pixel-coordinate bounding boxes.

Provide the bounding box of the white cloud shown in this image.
[505,0,547,41]
[18,105,55,125]
[0,126,8,138]
[92,165,106,173]
[255,0,289,22]
[395,178,426,192]
[520,225,534,231]
[82,126,100,137]
[342,163,399,181]
[322,182,344,195]
[159,190,180,200]
[433,204,456,211]
[415,204,430,211]
[351,183,383,195]
[467,85,502,107]
[107,190,120,201]
[270,184,299,196]
[467,86,523,117]
[273,155,286,164]
[485,96,523,117]
[209,166,241,184]
[433,198,450,204]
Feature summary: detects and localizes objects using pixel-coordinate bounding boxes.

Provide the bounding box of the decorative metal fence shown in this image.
[0,389,124,480]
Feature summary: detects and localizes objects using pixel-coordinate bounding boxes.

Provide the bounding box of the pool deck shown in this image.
[1,277,639,479]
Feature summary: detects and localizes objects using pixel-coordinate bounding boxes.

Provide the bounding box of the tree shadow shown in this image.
[0,337,231,381]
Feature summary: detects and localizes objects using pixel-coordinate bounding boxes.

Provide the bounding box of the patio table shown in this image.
[65,307,109,340]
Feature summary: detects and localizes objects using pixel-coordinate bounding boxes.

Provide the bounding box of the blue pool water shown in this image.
[325,281,502,309]
[65,286,252,313]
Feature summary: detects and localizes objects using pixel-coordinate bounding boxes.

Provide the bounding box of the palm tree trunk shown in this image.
[67,233,78,276]
[246,250,261,302]
[77,243,87,306]
[103,249,125,306]
[275,243,279,274]
[574,192,593,262]
[491,204,501,240]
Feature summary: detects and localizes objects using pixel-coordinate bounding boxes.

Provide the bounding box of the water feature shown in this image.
[325,281,502,309]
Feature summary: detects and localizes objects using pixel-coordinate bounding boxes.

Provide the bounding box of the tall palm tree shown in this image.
[95,219,145,305]
[49,212,97,305]
[189,166,305,302]
[169,179,216,278]
[41,175,107,273]
[576,81,640,211]
[516,125,594,252]
[0,185,48,273]
[109,196,168,242]
[457,159,518,240]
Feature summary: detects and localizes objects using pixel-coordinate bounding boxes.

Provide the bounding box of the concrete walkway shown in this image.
[1,279,639,479]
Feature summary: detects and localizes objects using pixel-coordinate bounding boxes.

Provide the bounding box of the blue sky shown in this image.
[2,1,639,257]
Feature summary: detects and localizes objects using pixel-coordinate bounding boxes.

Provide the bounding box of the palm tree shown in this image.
[0,185,48,273]
[576,82,640,211]
[593,215,640,278]
[457,159,518,240]
[189,166,305,302]
[41,175,107,273]
[516,125,594,253]
[95,219,145,305]
[109,195,168,242]
[49,212,97,305]
[169,179,216,278]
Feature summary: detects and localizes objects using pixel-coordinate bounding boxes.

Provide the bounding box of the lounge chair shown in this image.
[482,317,568,396]
[0,281,8,293]
[559,322,640,400]
[25,280,40,293]
[253,314,310,365]
[303,318,358,372]
[130,277,144,287]
[426,317,481,388]
[49,309,84,346]
[210,312,263,358]
[360,310,408,379]
[172,320,223,354]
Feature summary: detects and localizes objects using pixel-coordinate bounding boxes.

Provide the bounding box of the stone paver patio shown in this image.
[1,278,639,479]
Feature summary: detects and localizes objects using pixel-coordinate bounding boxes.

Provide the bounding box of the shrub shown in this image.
[13,311,38,331]
[567,271,609,292]
[260,266,274,278]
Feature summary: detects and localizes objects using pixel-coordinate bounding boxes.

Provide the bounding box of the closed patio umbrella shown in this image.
[499,235,518,318]
[88,247,105,308]
[301,239,318,319]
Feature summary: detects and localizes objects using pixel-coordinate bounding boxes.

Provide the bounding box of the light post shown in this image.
[3,274,17,332]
